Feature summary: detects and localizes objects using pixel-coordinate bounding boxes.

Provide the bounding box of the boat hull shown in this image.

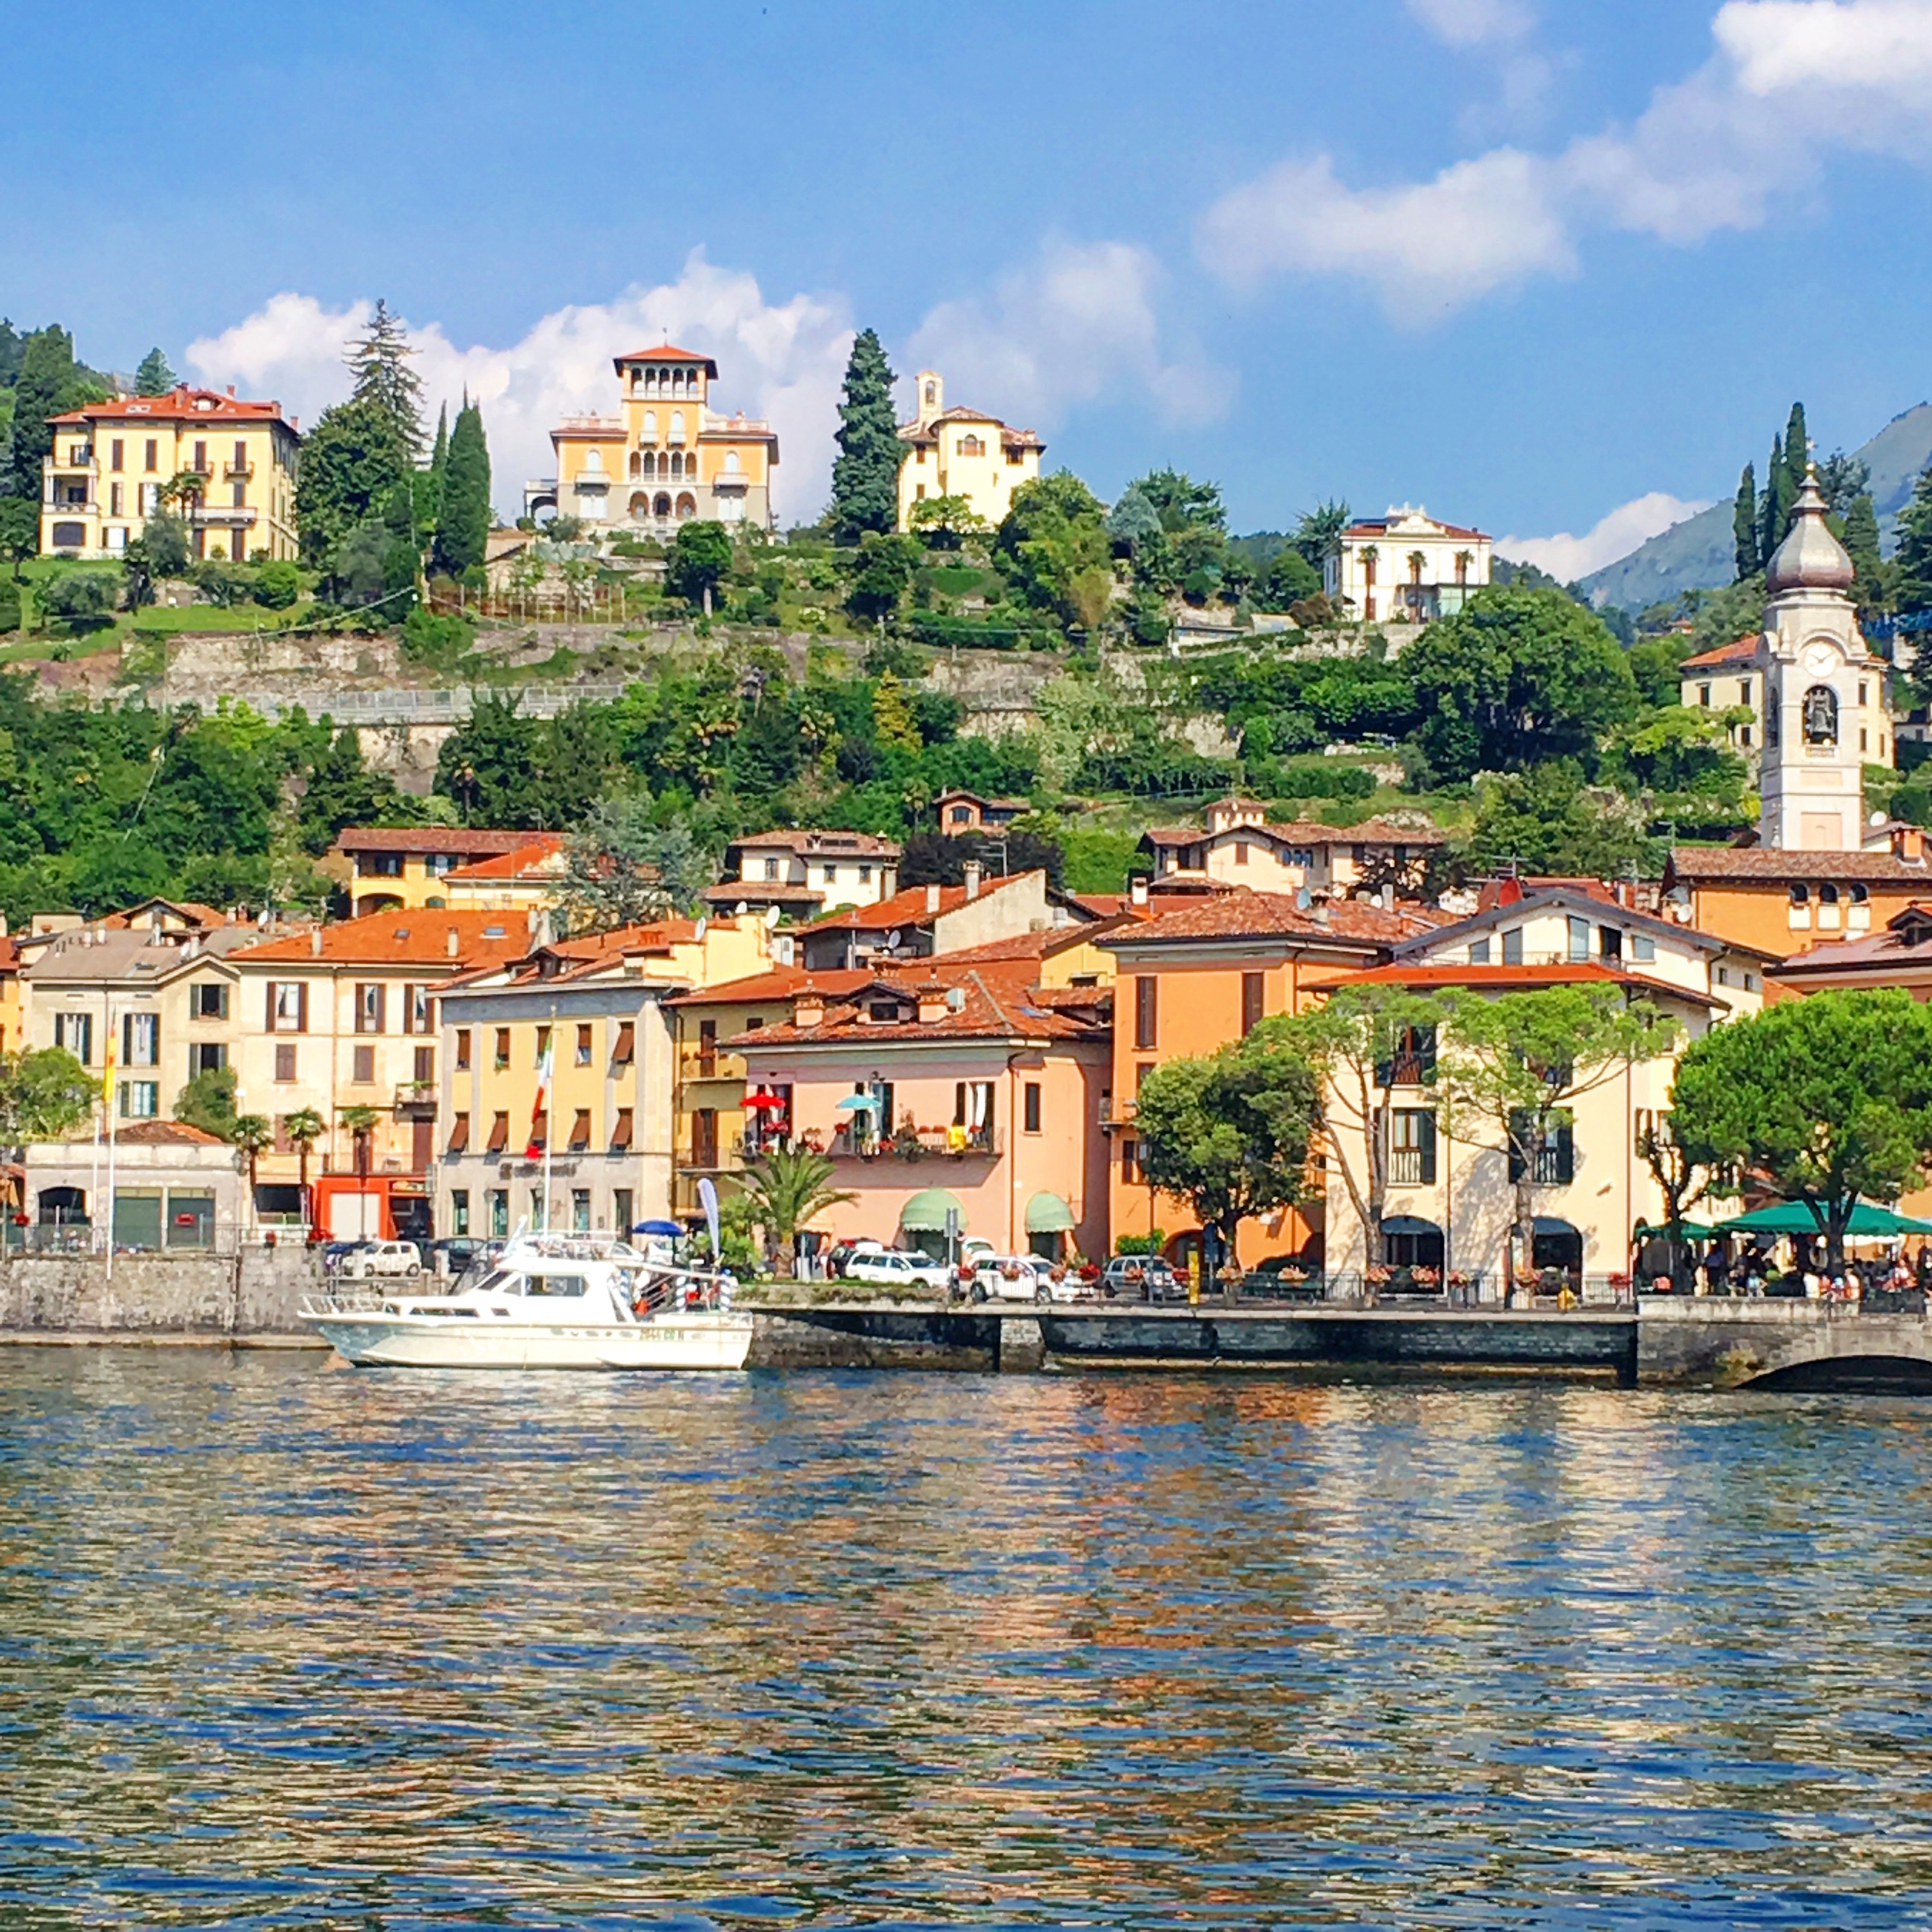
[303,1312,755,1370]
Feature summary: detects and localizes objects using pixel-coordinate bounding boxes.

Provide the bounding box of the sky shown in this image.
[7,0,1932,574]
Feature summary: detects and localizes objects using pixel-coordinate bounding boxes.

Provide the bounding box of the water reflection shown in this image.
[3,1355,1932,1926]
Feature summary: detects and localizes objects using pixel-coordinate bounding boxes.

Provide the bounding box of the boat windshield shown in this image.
[522,1273,588,1298]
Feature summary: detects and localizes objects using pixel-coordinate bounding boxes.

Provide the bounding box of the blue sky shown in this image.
[7,0,1932,567]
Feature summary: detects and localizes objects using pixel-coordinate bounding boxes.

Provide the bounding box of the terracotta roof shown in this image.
[23,923,263,982]
[733,962,1104,1048]
[667,966,877,1009]
[49,386,292,427]
[1666,846,1932,885]
[82,1117,229,1147]
[1341,517,1488,541]
[1333,962,1724,1007]
[1061,889,1227,919]
[233,909,537,969]
[612,345,718,372]
[727,829,902,857]
[443,834,566,882]
[896,406,1043,447]
[1770,903,1932,981]
[1098,891,1438,950]
[1396,884,1740,961]
[456,919,711,989]
[1142,816,1447,852]
[1678,634,1758,671]
[795,870,1039,935]
[934,788,1030,810]
[334,827,538,857]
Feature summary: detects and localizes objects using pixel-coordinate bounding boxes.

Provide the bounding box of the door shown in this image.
[411,1117,434,1171]
[692,1108,718,1170]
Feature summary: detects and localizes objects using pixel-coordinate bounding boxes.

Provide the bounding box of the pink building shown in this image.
[735,963,1112,1260]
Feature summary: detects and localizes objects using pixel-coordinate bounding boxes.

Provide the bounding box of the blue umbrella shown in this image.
[836,1094,880,1112]
[632,1218,684,1237]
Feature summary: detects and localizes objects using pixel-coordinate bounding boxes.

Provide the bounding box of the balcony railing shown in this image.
[394,1082,438,1115]
[224,461,254,479]
[680,1050,747,1081]
[1097,1097,1137,1128]
[824,1126,1000,1160]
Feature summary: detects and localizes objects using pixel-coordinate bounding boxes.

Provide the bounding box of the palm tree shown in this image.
[284,1107,325,1233]
[736,1146,857,1278]
[339,1106,381,1182]
[231,1114,274,1231]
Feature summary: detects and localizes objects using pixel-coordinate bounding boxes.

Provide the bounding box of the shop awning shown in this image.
[1025,1191,1075,1234]
[900,1187,965,1232]
[1713,1200,1932,1238]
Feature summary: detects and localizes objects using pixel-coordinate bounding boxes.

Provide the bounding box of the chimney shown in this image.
[1311,899,1331,927]
[917,979,949,1024]
[526,904,540,932]
[1130,875,1150,909]
[793,985,824,1029]
[1896,825,1925,862]
[925,883,942,915]
[309,928,323,957]
[226,385,235,397]
[962,858,983,900]
[445,927,461,958]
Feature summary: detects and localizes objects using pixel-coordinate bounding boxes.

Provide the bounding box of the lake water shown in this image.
[3,1354,1932,1928]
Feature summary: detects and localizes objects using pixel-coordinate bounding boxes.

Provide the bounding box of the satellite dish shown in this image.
[885,929,902,949]
[1295,887,1311,911]
[693,917,707,940]
[765,904,782,928]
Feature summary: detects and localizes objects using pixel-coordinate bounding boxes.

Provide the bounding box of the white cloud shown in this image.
[1201,0,1932,317]
[1499,491,1712,579]
[903,236,1231,429]
[187,253,854,523]
[1198,149,1575,321]
[1406,0,1535,45]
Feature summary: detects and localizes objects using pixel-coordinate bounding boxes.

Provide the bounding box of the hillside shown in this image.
[1574,401,1932,613]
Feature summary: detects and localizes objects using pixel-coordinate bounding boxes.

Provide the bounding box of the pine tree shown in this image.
[431,400,491,579]
[0,325,75,501]
[134,348,176,395]
[1759,436,1793,564]
[1784,402,1809,491]
[1894,461,1932,617]
[1733,462,1758,581]
[829,328,900,543]
[1841,492,1885,605]
[346,298,424,459]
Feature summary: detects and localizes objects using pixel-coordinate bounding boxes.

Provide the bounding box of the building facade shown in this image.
[895,371,1043,533]
[1140,799,1448,898]
[40,386,301,561]
[1323,507,1491,624]
[702,830,903,923]
[530,346,778,535]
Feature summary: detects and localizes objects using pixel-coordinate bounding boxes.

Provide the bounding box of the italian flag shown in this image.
[526,1035,553,1160]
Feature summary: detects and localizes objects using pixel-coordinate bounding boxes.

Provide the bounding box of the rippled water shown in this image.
[4,1355,1932,1927]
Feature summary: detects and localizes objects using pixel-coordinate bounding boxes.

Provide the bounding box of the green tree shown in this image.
[1133,1027,1321,1292]
[1894,459,1932,616]
[436,691,547,825]
[174,1065,240,1137]
[1759,434,1794,564]
[1264,985,1447,1269]
[829,328,900,543]
[298,726,406,854]
[0,1046,95,1144]
[134,348,176,395]
[38,571,119,628]
[1292,498,1351,569]
[1670,989,1932,1273]
[1468,763,1659,878]
[1783,401,1809,502]
[295,395,411,565]
[254,559,302,610]
[1,326,76,505]
[1106,485,1163,556]
[141,509,192,578]
[1131,468,1227,533]
[558,795,715,928]
[1432,985,1681,1296]
[993,472,1111,632]
[431,399,491,579]
[421,401,449,536]
[1257,546,1322,612]
[907,493,987,549]
[231,1113,274,1218]
[871,670,922,755]
[346,298,424,458]
[284,1107,325,1213]
[845,530,918,621]
[1636,1112,1716,1291]
[1403,586,1639,781]
[1733,461,1758,581]
[734,1145,857,1276]
[666,519,733,607]
[1841,492,1884,604]
[0,498,40,579]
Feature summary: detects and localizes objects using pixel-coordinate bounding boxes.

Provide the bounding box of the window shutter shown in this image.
[266,983,277,1032]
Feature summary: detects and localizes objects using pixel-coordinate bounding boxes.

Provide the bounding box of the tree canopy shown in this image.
[0,1046,94,1144]
[296,396,412,565]
[829,329,900,543]
[134,348,176,395]
[430,399,491,579]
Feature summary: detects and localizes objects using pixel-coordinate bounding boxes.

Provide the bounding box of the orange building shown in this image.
[1094,891,1442,1271]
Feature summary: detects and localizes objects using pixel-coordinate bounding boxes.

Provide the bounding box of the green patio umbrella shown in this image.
[1634,1219,1721,1238]
[1712,1200,1932,1238]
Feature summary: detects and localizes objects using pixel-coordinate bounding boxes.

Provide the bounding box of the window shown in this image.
[402,985,430,1034]
[613,1022,634,1064]
[692,1108,718,1169]
[1469,939,1492,965]
[494,1028,510,1070]
[535,1025,551,1068]
[576,1023,593,1066]
[364,851,404,878]
[612,1107,634,1150]
[456,1028,472,1071]
[572,1189,592,1233]
[1390,1109,1436,1185]
[231,480,247,507]
[1699,684,1712,707]
[275,1043,296,1082]
[1599,925,1622,961]
[528,1110,548,1153]
[1508,1111,1574,1184]
[189,1043,227,1077]
[192,440,207,473]
[110,438,123,471]
[613,1188,633,1233]
[265,981,305,1033]
[489,1190,509,1238]
[1377,1025,1437,1087]
[858,865,871,884]
[449,1113,470,1154]
[1860,680,1869,707]
[119,1080,160,1119]
[1023,1082,1042,1133]
[569,1109,592,1151]
[191,983,229,1020]
[144,438,157,471]
[1234,840,1250,864]
[1632,934,1656,962]
[451,1190,470,1237]
[413,1045,433,1084]
[1567,916,1591,963]
[352,1045,376,1084]
[111,483,124,516]
[1134,976,1158,1050]
[118,1011,158,1068]
[1136,1061,1155,1093]
[1790,883,1809,905]
[1121,1137,1143,1183]
[355,983,386,1033]
[486,1112,509,1153]
[1502,928,1524,966]
[953,1082,995,1149]
[1241,972,1265,1036]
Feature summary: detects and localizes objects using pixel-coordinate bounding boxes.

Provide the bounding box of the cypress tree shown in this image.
[0,325,75,501]
[1841,492,1884,604]
[1783,401,1809,493]
[432,400,491,579]
[416,402,449,546]
[1894,461,1932,617]
[829,328,901,543]
[134,348,176,395]
[1759,436,1793,563]
[1733,462,1758,581]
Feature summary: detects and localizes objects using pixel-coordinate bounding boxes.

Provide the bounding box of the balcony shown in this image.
[224,461,254,479]
[1097,1096,1137,1129]
[394,1082,438,1116]
[823,1126,1000,1162]
[680,1049,747,1082]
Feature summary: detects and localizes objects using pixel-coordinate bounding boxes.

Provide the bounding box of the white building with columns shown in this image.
[1323,507,1492,625]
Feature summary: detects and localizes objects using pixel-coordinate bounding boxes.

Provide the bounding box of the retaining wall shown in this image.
[0,1249,325,1339]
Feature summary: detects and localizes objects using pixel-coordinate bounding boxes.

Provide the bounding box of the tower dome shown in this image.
[1766,468,1855,595]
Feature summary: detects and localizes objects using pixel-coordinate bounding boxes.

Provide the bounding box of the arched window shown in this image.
[643,410,657,437]
[628,491,648,518]
[959,434,984,457]
[675,493,696,519]
[670,410,686,442]
[1818,883,1840,905]
[628,452,640,479]
[1851,883,1870,904]
[1802,683,1839,746]
[654,493,671,517]
[724,450,741,473]
[670,452,683,479]
[642,452,656,479]
[1789,884,1809,905]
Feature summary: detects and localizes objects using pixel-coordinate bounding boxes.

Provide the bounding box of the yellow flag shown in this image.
[101,1022,116,1114]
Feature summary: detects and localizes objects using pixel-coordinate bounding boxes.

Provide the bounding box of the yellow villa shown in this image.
[530,346,778,536]
[41,385,301,561]
[896,370,1043,532]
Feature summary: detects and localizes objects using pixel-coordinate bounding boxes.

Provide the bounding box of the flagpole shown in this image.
[540,1003,556,1232]
[102,999,117,1280]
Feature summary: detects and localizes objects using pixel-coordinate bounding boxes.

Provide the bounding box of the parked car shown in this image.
[827,1238,888,1279]
[427,1236,489,1278]
[1101,1255,1184,1301]
[844,1248,953,1293]
[337,1239,424,1282]
[970,1254,1084,1304]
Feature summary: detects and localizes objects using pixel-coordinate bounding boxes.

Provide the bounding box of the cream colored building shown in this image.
[1678,624,1890,769]
[1320,882,1772,1297]
[1139,797,1448,898]
[325,828,551,917]
[702,829,902,922]
[530,346,779,535]
[1323,507,1490,625]
[41,385,301,561]
[895,371,1044,532]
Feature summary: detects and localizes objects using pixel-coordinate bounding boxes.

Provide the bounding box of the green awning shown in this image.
[900,1187,965,1232]
[1712,1200,1932,1238]
[1634,1219,1721,1238]
[1025,1191,1076,1234]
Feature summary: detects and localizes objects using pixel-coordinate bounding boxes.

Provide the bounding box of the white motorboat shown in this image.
[300,1232,755,1370]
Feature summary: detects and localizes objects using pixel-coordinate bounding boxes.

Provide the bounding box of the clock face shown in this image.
[1802,642,1838,674]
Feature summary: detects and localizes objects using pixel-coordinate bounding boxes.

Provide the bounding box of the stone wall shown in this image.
[0,1248,325,1338]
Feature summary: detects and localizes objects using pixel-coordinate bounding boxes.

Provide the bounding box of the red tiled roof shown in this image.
[896,406,1044,447]
[612,344,718,372]
[1342,516,1488,541]
[728,828,902,856]
[735,962,1104,1048]
[796,869,1039,935]
[443,834,566,881]
[334,827,537,857]
[667,967,877,1009]
[1142,816,1447,852]
[1666,846,1932,885]
[1770,903,1932,979]
[1099,891,1438,949]
[233,909,536,969]
[79,1117,228,1147]
[1334,962,1722,1006]
[464,919,711,988]
[1678,634,1758,671]
[49,386,293,427]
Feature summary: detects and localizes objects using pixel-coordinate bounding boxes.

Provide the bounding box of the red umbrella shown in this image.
[744,1091,787,1111]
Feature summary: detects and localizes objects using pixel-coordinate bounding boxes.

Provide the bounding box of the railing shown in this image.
[1388,1148,1435,1185]
[825,1127,1000,1160]
[394,1083,439,1113]
[224,461,253,479]
[680,1050,746,1081]
[1097,1097,1136,1127]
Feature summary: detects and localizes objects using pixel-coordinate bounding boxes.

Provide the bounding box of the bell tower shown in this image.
[1757,470,1873,853]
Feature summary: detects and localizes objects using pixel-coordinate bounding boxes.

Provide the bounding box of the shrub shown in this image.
[254,560,302,609]
[0,579,19,630]
[38,570,119,629]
